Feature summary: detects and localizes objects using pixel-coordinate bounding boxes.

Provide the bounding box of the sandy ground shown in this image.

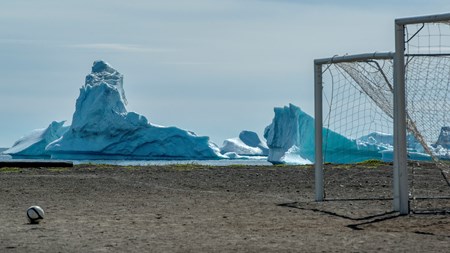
[0,163,449,252]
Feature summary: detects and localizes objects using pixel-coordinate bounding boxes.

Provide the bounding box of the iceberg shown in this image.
[8,60,223,160]
[221,152,267,160]
[263,104,450,164]
[382,126,450,161]
[264,104,389,164]
[358,132,426,153]
[435,126,450,149]
[4,121,69,159]
[220,130,269,156]
[280,146,313,165]
[357,132,393,147]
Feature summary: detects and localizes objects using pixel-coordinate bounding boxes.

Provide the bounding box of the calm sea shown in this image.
[0,155,272,166]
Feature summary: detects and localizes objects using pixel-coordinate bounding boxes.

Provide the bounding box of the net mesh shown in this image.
[404,22,450,212]
[322,59,394,162]
[321,58,394,200]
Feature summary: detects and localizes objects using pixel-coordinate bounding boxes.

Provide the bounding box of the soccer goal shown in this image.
[314,52,396,204]
[314,13,450,215]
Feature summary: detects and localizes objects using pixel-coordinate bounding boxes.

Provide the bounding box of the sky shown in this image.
[0,0,449,147]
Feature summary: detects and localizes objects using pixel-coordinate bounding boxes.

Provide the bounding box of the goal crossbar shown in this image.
[395,13,450,25]
[314,52,394,65]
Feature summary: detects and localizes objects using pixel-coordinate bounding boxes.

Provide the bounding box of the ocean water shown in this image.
[0,155,272,166]
[0,155,11,160]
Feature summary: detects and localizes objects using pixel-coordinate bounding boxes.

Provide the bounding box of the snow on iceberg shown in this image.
[221,130,269,156]
[281,146,313,165]
[264,104,389,164]
[357,132,393,147]
[4,121,68,158]
[16,60,224,160]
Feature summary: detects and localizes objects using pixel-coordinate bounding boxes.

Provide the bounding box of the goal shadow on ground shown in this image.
[278,197,450,230]
[277,199,400,230]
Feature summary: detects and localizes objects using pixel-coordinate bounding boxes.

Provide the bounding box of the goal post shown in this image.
[314,61,323,201]
[394,20,409,215]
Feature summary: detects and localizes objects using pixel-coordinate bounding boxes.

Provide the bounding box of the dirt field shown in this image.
[0,163,449,252]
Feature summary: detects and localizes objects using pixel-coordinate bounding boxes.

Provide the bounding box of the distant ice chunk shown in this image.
[280,146,312,165]
[222,152,267,160]
[4,121,68,158]
[223,152,241,159]
[221,130,269,156]
[264,103,447,164]
[357,132,393,147]
[357,132,424,151]
[435,126,450,149]
[264,104,387,164]
[381,126,450,161]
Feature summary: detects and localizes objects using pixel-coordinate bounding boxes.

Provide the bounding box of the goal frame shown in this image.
[314,13,450,215]
[394,13,450,214]
[314,52,395,204]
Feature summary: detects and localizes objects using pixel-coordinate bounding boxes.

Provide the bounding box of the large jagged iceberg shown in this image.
[8,60,223,160]
[264,104,390,164]
[4,121,68,158]
[220,130,269,156]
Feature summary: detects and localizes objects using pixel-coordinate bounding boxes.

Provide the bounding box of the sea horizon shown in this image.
[0,154,272,166]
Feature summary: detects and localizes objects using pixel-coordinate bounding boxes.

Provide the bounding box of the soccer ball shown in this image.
[26,206,45,224]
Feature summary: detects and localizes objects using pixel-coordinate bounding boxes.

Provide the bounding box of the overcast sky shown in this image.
[0,0,449,147]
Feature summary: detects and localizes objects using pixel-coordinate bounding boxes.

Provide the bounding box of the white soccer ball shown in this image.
[26,206,45,224]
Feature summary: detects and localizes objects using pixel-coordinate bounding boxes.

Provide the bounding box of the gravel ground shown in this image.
[0,163,449,252]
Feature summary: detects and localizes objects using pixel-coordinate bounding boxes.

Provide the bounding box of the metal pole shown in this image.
[393,48,400,210]
[314,62,324,201]
[394,21,409,215]
[396,12,450,25]
[393,104,400,211]
[314,52,394,65]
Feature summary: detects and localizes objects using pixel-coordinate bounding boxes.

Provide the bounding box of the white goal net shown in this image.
[321,55,394,163]
[315,53,395,201]
[314,14,450,213]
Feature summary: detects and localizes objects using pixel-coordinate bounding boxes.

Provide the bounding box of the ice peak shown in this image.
[85,60,127,104]
[92,60,115,73]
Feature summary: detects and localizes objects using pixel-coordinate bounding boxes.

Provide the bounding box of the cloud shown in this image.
[0,40,174,54]
[161,61,214,66]
[67,43,172,53]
